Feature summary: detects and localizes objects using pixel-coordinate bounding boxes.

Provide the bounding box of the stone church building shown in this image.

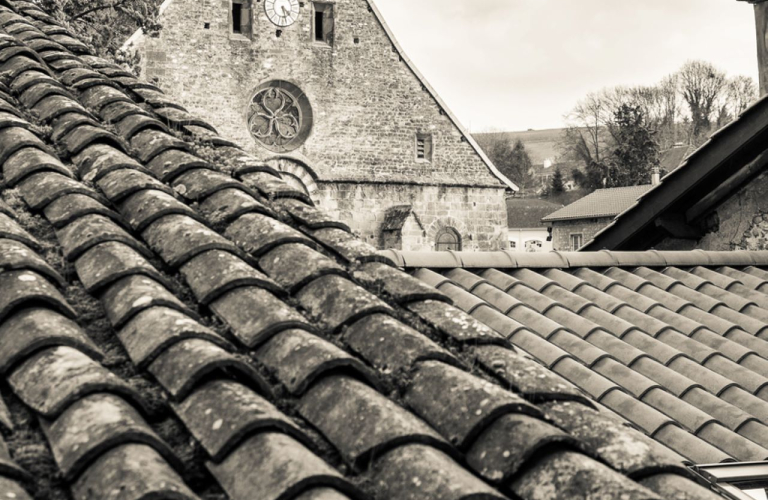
[128,0,515,251]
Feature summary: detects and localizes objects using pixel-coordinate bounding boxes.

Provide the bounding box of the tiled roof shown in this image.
[659,145,692,174]
[0,2,719,500]
[381,205,412,231]
[506,198,562,228]
[390,249,768,490]
[541,185,654,223]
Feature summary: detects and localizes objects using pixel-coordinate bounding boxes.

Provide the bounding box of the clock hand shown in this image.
[282,5,290,16]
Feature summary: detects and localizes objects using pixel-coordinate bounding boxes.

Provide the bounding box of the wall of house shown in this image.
[508,228,551,252]
[550,218,613,251]
[315,181,509,251]
[133,0,509,251]
[672,168,768,251]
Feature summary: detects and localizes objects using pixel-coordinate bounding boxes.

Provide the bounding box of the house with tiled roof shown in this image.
[659,144,693,174]
[120,0,515,252]
[4,1,768,500]
[506,198,561,252]
[542,184,654,251]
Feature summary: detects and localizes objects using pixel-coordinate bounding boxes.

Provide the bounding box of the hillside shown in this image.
[475,128,571,166]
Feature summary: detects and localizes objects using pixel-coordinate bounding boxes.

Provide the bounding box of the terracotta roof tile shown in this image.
[254,329,381,396]
[402,251,768,489]
[0,4,746,498]
[541,185,654,222]
[298,375,452,469]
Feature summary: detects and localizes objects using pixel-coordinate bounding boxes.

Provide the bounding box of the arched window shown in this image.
[435,227,461,251]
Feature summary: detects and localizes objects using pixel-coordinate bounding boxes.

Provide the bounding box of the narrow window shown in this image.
[416,133,432,162]
[314,9,324,41]
[435,228,461,252]
[313,3,334,45]
[232,0,252,37]
[232,1,243,33]
[570,233,583,251]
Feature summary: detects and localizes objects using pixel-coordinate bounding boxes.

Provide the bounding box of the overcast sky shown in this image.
[374,0,759,133]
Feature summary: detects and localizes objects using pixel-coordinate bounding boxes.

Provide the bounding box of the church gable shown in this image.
[132,0,514,189]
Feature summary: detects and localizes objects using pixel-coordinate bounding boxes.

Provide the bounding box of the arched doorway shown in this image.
[435,227,462,251]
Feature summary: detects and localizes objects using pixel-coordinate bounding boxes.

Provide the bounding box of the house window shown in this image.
[435,227,461,251]
[232,0,252,36]
[692,462,768,500]
[416,133,433,162]
[570,233,583,251]
[313,3,334,45]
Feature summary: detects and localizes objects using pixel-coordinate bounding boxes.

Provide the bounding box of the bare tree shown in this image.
[727,75,758,116]
[561,90,614,166]
[559,60,756,184]
[677,60,727,142]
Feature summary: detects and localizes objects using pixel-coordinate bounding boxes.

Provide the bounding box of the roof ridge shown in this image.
[383,249,768,269]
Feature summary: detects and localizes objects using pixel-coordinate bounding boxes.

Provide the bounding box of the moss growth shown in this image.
[153,416,227,499]
[0,385,72,500]
[185,139,238,176]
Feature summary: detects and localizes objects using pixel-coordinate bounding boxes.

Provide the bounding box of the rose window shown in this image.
[247,81,313,153]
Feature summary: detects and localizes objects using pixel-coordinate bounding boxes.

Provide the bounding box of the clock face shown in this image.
[264,0,300,27]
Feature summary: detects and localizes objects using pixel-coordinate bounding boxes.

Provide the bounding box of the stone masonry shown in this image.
[550,218,612,251]
[130,0,511,250]
[672,168,768,251]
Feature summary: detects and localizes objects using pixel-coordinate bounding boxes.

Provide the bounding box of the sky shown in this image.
[374,0,759,133]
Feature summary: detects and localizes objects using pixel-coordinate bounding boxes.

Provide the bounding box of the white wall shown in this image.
[508,228,552,253]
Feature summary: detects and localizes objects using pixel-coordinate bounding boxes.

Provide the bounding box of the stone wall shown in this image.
[673,168,768,251]
[136,0,503,187]
[550,218,612,251]
[315,181,509,251]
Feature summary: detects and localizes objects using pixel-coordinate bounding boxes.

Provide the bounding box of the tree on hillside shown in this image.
[550,167,565,193]
[572,160,610,192]
[560,90,614,167]
[572,104,659,191]
[33,0,161,70]
[608,104,660,186]
[727,75,758,117]
[623,76,680,150]
[677,60,727,143]
[560,60,758,169]
[474,133,534,192]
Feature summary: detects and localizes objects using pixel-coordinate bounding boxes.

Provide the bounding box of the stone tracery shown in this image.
[247,81,312,152]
